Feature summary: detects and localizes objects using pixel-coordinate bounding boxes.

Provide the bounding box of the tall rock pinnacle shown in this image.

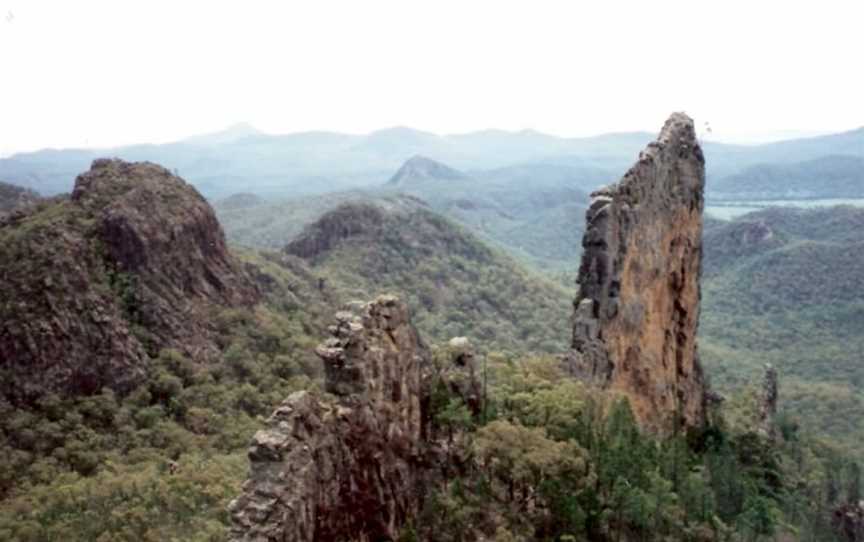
[566,113,707,430]
[230,296,428,541]
[229,295,482,541]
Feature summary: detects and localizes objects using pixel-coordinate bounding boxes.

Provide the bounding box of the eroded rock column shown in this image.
[228,295,430,542]
[566,112,707,430]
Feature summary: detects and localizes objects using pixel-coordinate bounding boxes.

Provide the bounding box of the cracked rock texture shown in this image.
[565,113,707,430]
[229,295,435,542]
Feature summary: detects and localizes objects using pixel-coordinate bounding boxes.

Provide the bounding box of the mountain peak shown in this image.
[0,158,259,404]
[386,155,468,187]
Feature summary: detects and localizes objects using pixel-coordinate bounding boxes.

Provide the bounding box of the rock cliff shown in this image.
[566,113,707,430]
[0,159,259,404]
[229,295,478,541]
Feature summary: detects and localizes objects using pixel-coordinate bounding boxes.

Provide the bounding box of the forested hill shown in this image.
[284,200,573,354]
[700,205,864,458]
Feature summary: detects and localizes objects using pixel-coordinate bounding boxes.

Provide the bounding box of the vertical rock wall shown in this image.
[566,113,707,430]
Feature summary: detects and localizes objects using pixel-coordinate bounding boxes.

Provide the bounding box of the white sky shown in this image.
[0,0,862,156]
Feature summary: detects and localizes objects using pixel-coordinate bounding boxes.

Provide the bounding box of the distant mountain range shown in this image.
[216,154,598,267]
[2,123,860,200]
[709,155,864,200]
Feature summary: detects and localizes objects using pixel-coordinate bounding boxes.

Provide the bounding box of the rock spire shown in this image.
[566,113,707,429]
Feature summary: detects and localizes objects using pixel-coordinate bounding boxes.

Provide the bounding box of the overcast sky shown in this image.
[1,0,862,156]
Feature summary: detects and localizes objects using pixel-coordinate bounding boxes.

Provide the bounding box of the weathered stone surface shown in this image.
[565,113,707,430]
[0,159,259,404]
[229,296,433,542]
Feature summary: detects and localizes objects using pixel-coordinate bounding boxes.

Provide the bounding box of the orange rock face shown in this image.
[566,113,707,430]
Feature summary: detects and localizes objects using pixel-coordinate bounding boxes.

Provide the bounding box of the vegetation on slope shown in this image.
[285,201,573,354]
[700,206,864,461]
[710,155,864,200]
[412,355,861,541]
[0,248,331,541]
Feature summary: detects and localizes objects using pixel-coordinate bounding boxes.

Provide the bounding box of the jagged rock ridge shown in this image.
[566,113,707,430]
[229,295,479,541]
[0,159,258,404]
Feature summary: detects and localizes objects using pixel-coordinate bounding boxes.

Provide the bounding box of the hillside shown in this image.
[699,206,864,458]
[215,190,427,249]
[0,160,341,538]
[215,156,601,268]
[710,155,864,200]
[0,159,261,405]
[284,201,573,354]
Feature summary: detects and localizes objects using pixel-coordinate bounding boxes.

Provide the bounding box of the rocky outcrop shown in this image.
[758,364,779,441]
[72,159,259,353]
[833,501,864,542]
[284,202,387,262]
[229,296,479,541]
[229,296,428,541]
[0,159,258,404]
[565,113,707,430]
